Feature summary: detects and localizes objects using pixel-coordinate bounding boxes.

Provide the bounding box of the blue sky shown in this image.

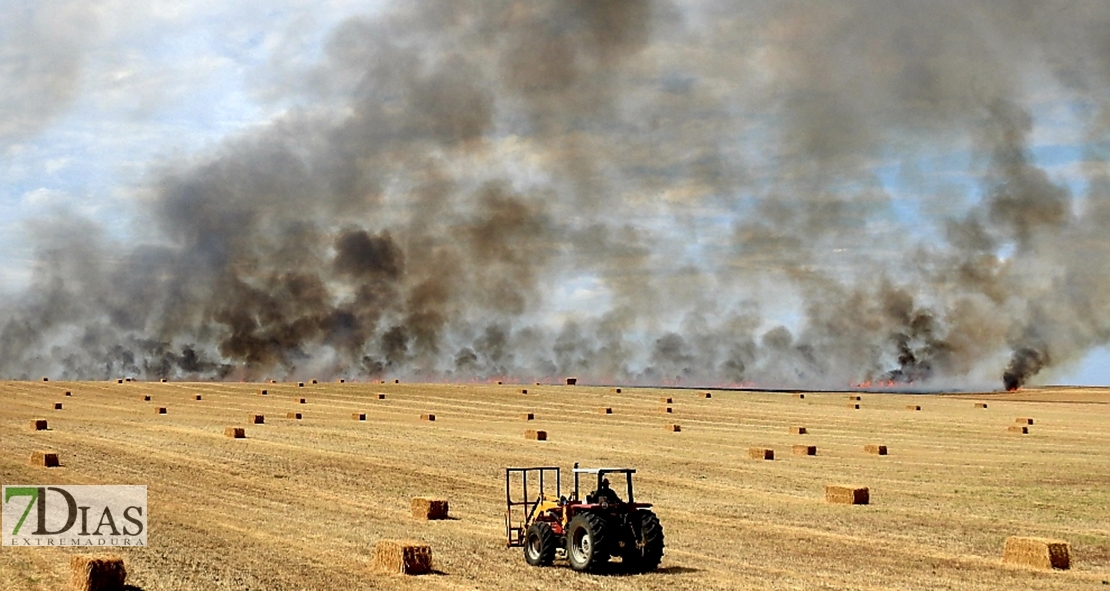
[1,1,1108,386]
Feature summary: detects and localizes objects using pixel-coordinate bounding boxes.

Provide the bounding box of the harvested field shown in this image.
[1,382,1108,591]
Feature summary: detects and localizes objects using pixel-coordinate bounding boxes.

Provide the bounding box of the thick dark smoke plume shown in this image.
[3,1,1110,388]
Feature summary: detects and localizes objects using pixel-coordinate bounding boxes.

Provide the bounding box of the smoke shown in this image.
[3,1,1110,389]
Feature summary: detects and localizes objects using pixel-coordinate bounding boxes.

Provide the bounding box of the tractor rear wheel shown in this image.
[566,513,608,572]
[524,522,557,567]
[621,510,665,573]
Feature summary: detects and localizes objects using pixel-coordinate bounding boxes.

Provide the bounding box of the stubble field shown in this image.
[2,380,1108,590]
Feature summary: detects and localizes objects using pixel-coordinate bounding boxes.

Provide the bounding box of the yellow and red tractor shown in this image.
[504,463,665,573]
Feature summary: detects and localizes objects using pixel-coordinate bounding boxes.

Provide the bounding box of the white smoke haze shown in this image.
[2,1,1110,390]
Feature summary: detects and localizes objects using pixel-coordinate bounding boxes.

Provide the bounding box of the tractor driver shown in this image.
[594,477,621,504]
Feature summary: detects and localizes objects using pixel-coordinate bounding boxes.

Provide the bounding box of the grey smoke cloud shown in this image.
[2,1,1110,389]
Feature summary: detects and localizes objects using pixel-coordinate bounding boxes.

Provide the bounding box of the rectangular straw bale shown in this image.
[848,403,860,409]
[794,393,805,399]
[864,444,888,455]
[42,377,49,382]
[352,413,366,421]
[141,395,150,401]
[299,398,306,404]
[420,413,436,421]
[825,485,869,505]
[520,389,528,394]
[496,381,503,385]
[906,405,922,410]
[70,554,126,591]
[30,451,60,467]
[848,395,862,401]
[664,424,681,432]
[195,395,202,400]
[599,407,613,414]
[661,406,673,413]
[371,540,432,575]
[259,389,268,396]
[1008,425,1028,434]
[377,393,387,399]
[155,407,167,414]
[337,379,345,383]
[612,388,622,393]
[703,392,713,398]
[975,402,988,408]
[298,382,305,387]
[1002,536,1070,570]
[224,427,245,438]
[1015,417,1034,425]
[394,379,400,384]
[521,413,534,420]
[411,497,449,520]
[660,397,673,403]
[249,413,264,424]
[65,391,72,396]
[116,379,123,384]
[749,447,774,460]
[793,445,817,456]
[565,377,577,385]
[30,419,48,431]
[311,379,318,384]
[790,426,807,434]
[160,378,167,383]
[524,429,547,440]
[54,402,63,410]
[286,412,302,420]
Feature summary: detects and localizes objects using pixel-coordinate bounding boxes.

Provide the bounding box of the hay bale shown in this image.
[270,379,278,384]
[160,378,167,383]
[141,395,150,401]
[664,424,681,432]
[661,406,673,413]
[848,403,860,409]
[794,393,805,399]
[1002,536,1070,570]
[612,387,622,393]
[1008,425,1028,434]
[519,388,528,394]
[311,379,318,384]
[352,413,366,421]
[65,391,72,397]
[521,413,534,420]
[749,447,774,460]
[793,445,817,456]
[975,402,988,408]
[259,389,268,396]
[825,485,869,505]
[525,429,547,440]
[377,393,387,400]
[249,414,264,424]
[371,539,433,575]
[116,379,123,384]
[660,397,673,404]
[496,381,503,385]
[42,377,49,382]
[790,426,807,435]
[286,412,302,420]
[864,444,888,455]
[224,427,245,439]
[703,392,713,399]
[411,497,449,520]
[599,407,613,414]
[155,407,167,414]
[298,382,305,388]
[30,419,48,431]
[195,395,203,401]
[848,395,861,401]
[906,405,921,411]
[394,379,400,384]
[30,451,60,467]
[565,377,577,385]
[337,379,345,383]
[299,398,307,404]
[1015,417,1034,425]
[420,414,436,421]
[70,554,126,591]
[54,402,63,410]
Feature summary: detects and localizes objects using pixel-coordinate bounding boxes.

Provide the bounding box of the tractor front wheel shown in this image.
[524,522,557,566]
[566,513,608,572]
[622,510,665,573]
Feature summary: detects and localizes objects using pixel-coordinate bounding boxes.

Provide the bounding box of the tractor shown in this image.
[504,463,665,573]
